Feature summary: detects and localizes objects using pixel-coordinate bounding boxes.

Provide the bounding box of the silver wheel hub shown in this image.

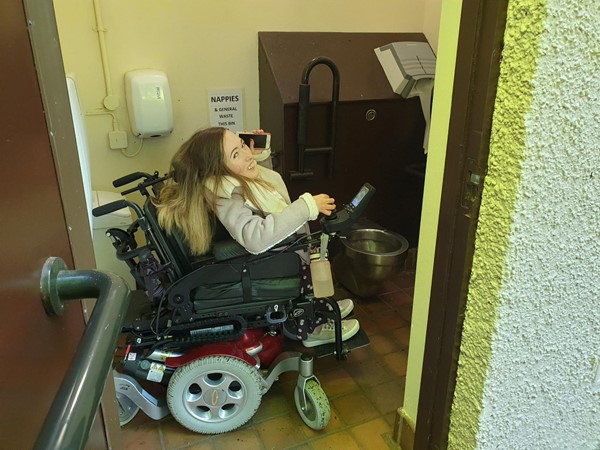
[183,371,247,423]
[203,388,227,407]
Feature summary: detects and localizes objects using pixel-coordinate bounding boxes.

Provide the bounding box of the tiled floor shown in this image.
[119,270,414,450]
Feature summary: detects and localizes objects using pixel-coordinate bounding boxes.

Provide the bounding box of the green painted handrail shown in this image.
[35,257,131,450]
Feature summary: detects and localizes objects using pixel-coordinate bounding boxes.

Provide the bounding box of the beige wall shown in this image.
[423,0,442,53]
[53,0,440,190]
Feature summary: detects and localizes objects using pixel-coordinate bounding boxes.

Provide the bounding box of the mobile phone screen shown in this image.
[239,133,269,148]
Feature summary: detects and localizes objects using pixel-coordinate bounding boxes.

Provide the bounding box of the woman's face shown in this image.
[222,129,259,179]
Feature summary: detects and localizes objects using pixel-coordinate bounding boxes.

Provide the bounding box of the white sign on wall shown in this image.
[208,88,244,131]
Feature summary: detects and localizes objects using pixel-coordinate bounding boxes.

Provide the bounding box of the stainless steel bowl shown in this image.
[334,228,409,297]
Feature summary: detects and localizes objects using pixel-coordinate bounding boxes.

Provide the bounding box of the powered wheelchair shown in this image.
[92,171,375,434]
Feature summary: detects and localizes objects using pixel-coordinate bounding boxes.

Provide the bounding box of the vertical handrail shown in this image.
[35,257,131,450]
[290,56,340,180]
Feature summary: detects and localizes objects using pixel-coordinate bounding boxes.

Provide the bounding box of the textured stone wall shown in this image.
[448,0,600,448]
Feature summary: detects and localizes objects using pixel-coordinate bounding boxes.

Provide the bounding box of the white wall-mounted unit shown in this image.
[374,41,436,98]
[375,41,436,152]
[125,69,173,138]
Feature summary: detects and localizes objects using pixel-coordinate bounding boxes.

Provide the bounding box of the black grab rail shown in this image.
[290,56,340,181]
[35,257,131,450]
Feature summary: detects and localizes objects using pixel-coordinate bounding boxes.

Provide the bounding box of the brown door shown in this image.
[415,1,509,448]
[0,1,108,448]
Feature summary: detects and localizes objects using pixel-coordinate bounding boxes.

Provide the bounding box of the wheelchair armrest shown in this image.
[212,240,250,261]
[212,233,303,262]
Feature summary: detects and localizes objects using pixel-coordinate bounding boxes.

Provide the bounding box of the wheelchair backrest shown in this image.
[142,196,244,281]
[143,198,199,279]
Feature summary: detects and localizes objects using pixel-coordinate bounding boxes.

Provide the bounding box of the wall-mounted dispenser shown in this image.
[374,41,436,152]
[125,69,173,138]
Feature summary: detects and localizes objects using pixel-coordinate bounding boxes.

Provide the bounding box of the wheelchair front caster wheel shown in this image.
[294,379,330,430]
[116,392,140,426]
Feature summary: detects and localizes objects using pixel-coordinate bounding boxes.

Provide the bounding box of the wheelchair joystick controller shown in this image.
[321,183,376,234]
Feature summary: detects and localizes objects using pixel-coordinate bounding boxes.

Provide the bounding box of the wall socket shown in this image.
[109,130,128,149]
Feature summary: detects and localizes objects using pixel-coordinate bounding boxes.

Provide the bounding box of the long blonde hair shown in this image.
[155,127,271,255]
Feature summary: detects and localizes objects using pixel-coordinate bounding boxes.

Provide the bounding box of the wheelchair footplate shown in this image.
[311,328,370,359]
[285,298,371,359]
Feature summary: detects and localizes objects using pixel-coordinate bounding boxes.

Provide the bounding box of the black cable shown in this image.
[150,293,170,338]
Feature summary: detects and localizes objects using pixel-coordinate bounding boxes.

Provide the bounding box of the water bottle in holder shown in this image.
[310,233,334,298]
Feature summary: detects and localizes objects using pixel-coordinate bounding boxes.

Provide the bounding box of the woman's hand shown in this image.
[313,194,336,216]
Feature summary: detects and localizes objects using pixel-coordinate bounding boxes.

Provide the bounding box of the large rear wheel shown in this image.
[167,355,264,434]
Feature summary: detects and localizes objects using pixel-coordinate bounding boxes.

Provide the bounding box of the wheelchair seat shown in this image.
[143,198,302,315]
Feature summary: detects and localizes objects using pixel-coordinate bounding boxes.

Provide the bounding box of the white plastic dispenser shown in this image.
[374,41,436,152]
[125,69,173,138]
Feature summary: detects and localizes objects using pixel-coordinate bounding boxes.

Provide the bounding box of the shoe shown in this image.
[302,319,360,348]
[282,299,354,341]
[337,298,354,319]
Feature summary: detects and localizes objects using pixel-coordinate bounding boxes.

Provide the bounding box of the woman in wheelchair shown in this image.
[154,126,358,344]
[100,127,377,432]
